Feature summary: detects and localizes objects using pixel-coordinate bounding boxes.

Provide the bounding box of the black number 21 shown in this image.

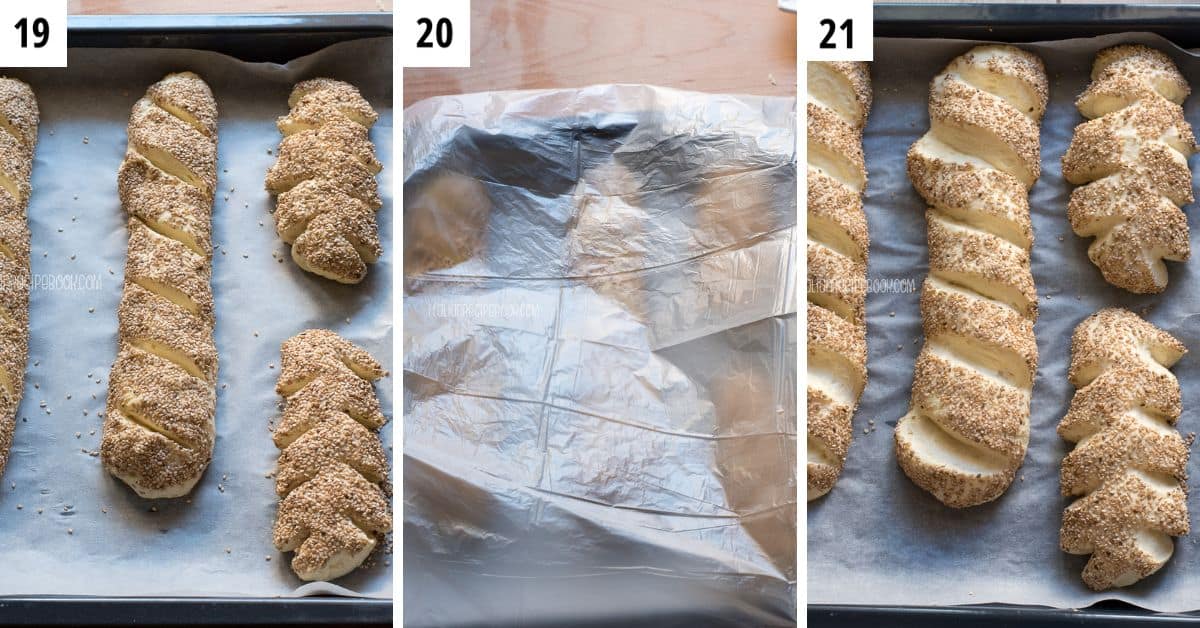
[14,17,49,49]
[819,18,852,49]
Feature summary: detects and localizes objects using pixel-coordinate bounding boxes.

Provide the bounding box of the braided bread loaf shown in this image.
[1060,308,1189,590]
[266,79,382,284]
[894,46,1047,508]
[274,330,391,581]
[806,61,871,501]
[0,79,36,481]
[1063,45,1196,294]
[101,72,218,499]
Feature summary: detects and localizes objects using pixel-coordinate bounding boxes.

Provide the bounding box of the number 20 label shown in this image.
[401,0,471,68]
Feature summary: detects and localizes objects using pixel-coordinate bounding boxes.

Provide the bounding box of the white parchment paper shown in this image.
[808,33,1200,612]
[0,37,392,598]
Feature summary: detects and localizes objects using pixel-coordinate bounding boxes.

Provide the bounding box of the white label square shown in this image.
[399,0,472,68]
[799,0,873,62]
[0,0,65,68]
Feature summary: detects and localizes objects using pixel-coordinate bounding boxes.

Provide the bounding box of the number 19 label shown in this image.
[401,0,471,68]
[801,0,872,62]
[0,1,64,67]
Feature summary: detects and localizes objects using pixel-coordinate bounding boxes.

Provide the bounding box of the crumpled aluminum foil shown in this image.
[403,85,796,626]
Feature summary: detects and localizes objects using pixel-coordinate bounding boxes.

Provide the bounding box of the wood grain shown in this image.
[403,0,796,107]
[70,0,392,14]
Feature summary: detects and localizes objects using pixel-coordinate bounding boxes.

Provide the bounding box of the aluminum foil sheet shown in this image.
[402,85,797,626]
[809,33,1200,613]
[0,37,392,598]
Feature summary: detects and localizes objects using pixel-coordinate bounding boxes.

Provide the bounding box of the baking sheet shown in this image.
[402,85,797,626]
[0,36,393,598]
[807,33,1200,612]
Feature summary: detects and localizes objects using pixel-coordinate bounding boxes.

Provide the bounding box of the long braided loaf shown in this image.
[894,46,1048,508]
[273,329,391,581]
[1063,45,1196,294]
[1060,308,1189,590]
[0,79,36,481]
[101,73,218,499]
[266,79,382,284]
[806,61,871,501]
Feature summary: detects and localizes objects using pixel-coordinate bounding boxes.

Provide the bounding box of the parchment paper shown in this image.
[0,37,392,598]
[807,33,1200,612]
[403,86,797,626]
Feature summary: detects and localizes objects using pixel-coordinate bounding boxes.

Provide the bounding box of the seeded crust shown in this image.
[896,46,1046,508]
[805,62,870,501]
[100,72,218,500]
[1063,45,1197,294]
[929,74,1042,188]
[266,79,382,284]
[0,78,35,482]
[273,329,391,582]
[1059,308,1189,590]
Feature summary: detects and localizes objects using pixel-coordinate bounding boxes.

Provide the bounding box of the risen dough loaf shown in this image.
[0,78,36,482]
[101,72,218,499]
[273,329,391,581]
[404,170,491,275]
[894,46,1048,508]
[267,79,383,284]
[806,61,871,500]
[1060,308,1188,590]
[1063,45,1197,293]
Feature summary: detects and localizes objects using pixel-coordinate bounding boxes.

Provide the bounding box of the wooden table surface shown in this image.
[69,0,392,13]
[403,0,796,107]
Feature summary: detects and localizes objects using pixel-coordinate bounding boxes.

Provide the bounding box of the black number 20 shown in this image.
[14,17,49,49]
[416,17,453,49]
[819,18,853,49]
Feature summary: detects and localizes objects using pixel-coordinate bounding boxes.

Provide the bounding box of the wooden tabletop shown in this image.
[403,0,797,107]
[70,0,392,13]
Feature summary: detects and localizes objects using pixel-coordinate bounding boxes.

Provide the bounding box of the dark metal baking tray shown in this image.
[0,12,392,628]
[811,3,1200,627]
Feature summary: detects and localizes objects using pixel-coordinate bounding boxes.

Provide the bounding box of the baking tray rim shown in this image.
[874,2,1200,46]
[67,12,393,34]
[809,603,1200,626]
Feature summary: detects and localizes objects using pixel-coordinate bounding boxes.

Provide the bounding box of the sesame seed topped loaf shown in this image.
[1060,308,1189,591]
[806,61,872,501]
[100,72,218,499]
[273,329,391,582]
[895,46,1048,508]
[0,78,37,482]
[1063,45,1197,294]
[266,79,383,284]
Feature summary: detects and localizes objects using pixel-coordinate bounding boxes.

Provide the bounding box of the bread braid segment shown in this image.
[894,45,1047,508]
[0,78,35,481]
[100,72,217,499]
[1063,45,1197,294]
[266,79,382,284]
[806,61,871,501]
[273,329,391,582]
[1059,308,1189,590]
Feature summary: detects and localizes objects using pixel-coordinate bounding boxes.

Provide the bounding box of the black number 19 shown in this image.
[14,17,49,49]
[819,18,852,49]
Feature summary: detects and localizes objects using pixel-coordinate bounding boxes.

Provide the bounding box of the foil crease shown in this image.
[403,85,797,626]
